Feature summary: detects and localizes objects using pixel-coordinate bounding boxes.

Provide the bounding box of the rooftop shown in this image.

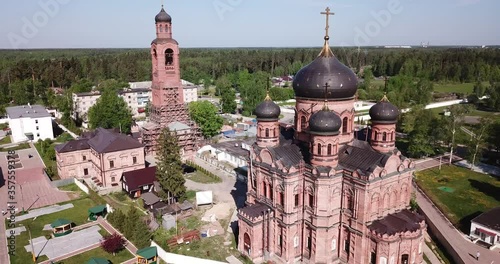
[472,207,500,232]
[122,166,157,191]
[209,140,252,159]
[368,209,424,236]
[6,104,51,119]
[55,128,143,154]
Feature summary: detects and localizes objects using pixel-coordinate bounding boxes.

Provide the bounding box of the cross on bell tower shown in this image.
[319,7,335,57]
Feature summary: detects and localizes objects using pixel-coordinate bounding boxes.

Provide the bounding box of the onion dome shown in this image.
[292,38,358,100]
[254,94,281,121]
[155,7,172,23]
[369,95,399,123]
[309,107,342,135]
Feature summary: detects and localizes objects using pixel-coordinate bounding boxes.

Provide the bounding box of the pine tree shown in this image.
[113,210,126,232]
[132,221,152,249]
[156,128,187,203]
[124,205,140,238]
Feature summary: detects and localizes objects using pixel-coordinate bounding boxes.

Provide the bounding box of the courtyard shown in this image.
[415,165,500,233]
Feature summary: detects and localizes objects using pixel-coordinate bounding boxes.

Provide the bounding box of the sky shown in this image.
[0,0,499,49]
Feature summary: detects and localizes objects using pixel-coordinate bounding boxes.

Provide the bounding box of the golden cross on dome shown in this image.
[321,7,335,39]
[265,76,271,101]
[323,82,330,109]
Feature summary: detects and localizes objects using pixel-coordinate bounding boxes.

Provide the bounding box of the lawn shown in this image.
[54,246,134,264]
[0,142,30,152]
[102,192,148,214]
[8,198,98,264]
[0,135,11,144]
[433,82,475,94]
[58,183,85,199]
[185,171,222,184]
[415,165,500,233]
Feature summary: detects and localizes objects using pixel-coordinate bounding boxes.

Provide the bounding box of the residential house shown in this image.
[470,207,500,249]
[121,166,157,198]
[55,128,145,188]
[6,104,54,143]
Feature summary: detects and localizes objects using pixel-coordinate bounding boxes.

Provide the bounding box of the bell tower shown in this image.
[150,5,185,126]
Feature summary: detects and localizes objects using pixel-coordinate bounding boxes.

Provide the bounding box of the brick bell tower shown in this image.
[141,5,201,156]
[150,5,184,123]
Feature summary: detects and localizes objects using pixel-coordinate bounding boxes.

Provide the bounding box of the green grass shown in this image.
[0,143,30,152]
[103,192,147,214]
[433,83,474,94]
[172,236,231,262]
[415,165,500,233]
[53,246,134,264]
[185,171,222,184]
[58,183,85,199]
[8,198,98,264]
[55,132,74,143]
[0,135,11,144]
[0,123,8,130]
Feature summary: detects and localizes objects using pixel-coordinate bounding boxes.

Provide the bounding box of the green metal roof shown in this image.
[50,218,72,228]
[136,246,157,259]
[86,257,110,264]
[88,205,107,214]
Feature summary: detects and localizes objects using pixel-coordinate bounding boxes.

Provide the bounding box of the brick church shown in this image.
[237,8,427,264]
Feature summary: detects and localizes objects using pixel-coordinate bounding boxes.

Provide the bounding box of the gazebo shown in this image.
[136,246,158,264]
[87,257,110,264]
[50,218,73,237]
[88,205,107,221]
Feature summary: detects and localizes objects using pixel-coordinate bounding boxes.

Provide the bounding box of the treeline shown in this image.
[1,47,500,114]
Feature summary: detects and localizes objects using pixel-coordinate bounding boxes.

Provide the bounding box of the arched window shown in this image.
[383,132,387,141]
[342,117,348,133]
[318,143,322,155]
[165,48,174,65]
[374,131,379,141]
[301,116,307,130]
[263,184,267,198]
[265,128,269,137]
[159,25,163,32]
[327,144,332,155]
[274,128,278,137]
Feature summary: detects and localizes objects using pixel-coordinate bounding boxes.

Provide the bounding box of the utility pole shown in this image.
[449,119,456,165]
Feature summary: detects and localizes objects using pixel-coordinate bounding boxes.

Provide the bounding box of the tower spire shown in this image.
[319,7,335,57]
[265,76,271,101]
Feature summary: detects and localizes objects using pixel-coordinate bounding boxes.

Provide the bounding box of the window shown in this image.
[344,239,350,253]
[36,133,39,137]
[252,177,257,190]
[294,236,299,248]
[83,168,88,176]
[342,117,348,133]
[165,49,174,65]
[263,184,267,198]
[111,177,115,182]
[35,120,38,124]
[331,239,336,251]
[265,128,269,137]
[280,192,284,206]
[294,194,299,207]
[318,143,322,155]
[159,25,163,32]
[307,236,312,251]
[327,144,332,155]
[309,193,314,207]
[383,132,387,141]
[133,157,137,164]
[36,126,39,130]
[269,185,273,201]
[83,155,86,161]
[300,116,307,130]
[109,160,114,168]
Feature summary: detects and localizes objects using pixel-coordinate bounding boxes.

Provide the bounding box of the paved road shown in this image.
[415,155,500,264]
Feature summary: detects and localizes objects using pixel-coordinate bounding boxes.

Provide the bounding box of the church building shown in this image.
[237,8,426,264]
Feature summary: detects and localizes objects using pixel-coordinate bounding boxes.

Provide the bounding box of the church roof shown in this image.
[88,128,143,153]
[238,203,271,220]
[368,209,424,236]
[268,144,304,168]
[151,38,179,45]
[338,140,390,173]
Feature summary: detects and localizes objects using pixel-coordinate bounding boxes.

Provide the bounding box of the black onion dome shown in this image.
[309,109,341,135]
[292,49,358,100]
[369,95,400,123]
[254,95,281,121]
[155,7,172,23]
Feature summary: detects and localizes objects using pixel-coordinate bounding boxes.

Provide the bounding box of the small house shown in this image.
[51,218,73,237]
[141,192,160,210]
[88,205,107,221]
[136,246,158,264]
[470,207,500,249]
[122,167,157,198]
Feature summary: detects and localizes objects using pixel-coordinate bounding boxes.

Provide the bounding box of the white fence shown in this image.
[74,178,89,194]
[151,241,227,264]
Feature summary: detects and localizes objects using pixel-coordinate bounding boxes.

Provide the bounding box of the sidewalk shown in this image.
[416,189,500,264]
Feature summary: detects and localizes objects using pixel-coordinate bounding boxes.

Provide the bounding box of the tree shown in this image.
[96,79,128,92]
[188,101,223,138]
[446,104,473,164]
[473,81,486,97]
[108,209,126,232]
[217,75,236,113]
[70,78,94,93]
[101,233,126,255]
[124,204,140,238]
[132,222,152,249]
[467,117,493,169]
[156,128,187,203]
[88,89,132,134]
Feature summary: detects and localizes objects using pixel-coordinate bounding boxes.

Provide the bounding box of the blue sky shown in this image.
[1,0,498,49]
